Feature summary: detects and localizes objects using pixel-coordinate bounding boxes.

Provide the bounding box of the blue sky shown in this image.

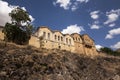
[0,0,120,50]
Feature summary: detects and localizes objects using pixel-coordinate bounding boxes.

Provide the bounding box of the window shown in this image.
[76,37,77,41]
[55,35,57,40]
[78,38,80,41]
[61,37,63,41]
[43,32,46,39]
[69,39,71,44]
[48,33,50,40]
[66,38,68,44]
[73,38,74,40]
[58,36,60,41]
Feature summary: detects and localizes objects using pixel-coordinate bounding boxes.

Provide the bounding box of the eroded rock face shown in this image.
[0,42,120,80]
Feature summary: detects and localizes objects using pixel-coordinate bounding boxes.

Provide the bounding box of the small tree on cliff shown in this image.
[3,7,33,45]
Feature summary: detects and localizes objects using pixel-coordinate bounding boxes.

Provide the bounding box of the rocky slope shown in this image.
[0,41,120,80]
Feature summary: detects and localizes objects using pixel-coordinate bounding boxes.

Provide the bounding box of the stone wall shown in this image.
[71,33,84,54]
[0,27,4,40]
[82,34,98,56]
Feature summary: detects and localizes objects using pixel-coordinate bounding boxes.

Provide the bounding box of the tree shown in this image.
[3,7,33,45]
[100,47,113,54]
[100,47,120,56]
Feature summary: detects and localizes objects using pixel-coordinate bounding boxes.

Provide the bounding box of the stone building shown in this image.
[0,26,97,55]
[29,27,75,52]
[29,26,98,55]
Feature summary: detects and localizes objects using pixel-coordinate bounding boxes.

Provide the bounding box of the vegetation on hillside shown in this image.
[3,7,33,45]
[100,47,120,56]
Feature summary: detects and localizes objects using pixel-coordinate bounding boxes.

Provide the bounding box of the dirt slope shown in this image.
[0,41,120,80]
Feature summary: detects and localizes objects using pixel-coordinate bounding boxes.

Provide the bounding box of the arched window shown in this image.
[58,36,60,41]
[78,38,80,41]
[69,39,71,44]
[76,37,77,41]
[61,37,63,41]
[73,38,74,40]
[43,32,46,39]
[66,38,68,44]
[55,35,57,41]
[48,33,50,40]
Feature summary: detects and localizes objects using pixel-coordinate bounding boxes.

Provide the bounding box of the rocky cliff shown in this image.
[0,41,120,80]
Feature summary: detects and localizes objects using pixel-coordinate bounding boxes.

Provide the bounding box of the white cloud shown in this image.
[0,0,34,26]
[96,45,103,51]
[77,0,89,3]
[71,5,78,11]
[111,41,120,49]
[53,0,71,10]
[89,21,100,30]
[29,15,35,22]
[104,13,119,25]
[89,11,101,29]
[90,10,99,19]
[109,23,115,27]
[0,0,13,26]
[105,28,120,39]
[61,24,84,34]
[104,9,120,25]
[53,0,90,11]
[90,24,100,29]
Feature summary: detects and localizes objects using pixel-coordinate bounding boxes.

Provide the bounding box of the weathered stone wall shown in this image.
[0,27,4,40]
[29,36,40,48]
[82,34,98,56]
[71,33,84,54]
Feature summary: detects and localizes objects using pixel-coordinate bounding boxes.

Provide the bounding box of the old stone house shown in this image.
[29,27,75,52]
[0,26,98,55]
[29,26,98,55]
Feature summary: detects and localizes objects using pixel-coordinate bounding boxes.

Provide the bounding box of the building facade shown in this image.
[29,26,98,55]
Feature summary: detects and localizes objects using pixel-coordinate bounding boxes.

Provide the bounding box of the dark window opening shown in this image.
[55,35,57,40]
[58,46,61,49]
[58,36,60,41]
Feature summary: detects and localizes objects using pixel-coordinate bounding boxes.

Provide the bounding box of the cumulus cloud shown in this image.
[53,0,71,10]
[105,28,120,39]
[104,13,119,25]
[0,0,13,26]
[104,9,120,25]
[61,24,84,34]
[111,41,120,49]
[89,21,100,30]
[95,45,103,51]
[109,23,116,27]
[53,0,89,11]
[89,11,101,29]
[77,0,89,3]
[90,24,100,29]
[90,11,100,19]
[0,0,34,26]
